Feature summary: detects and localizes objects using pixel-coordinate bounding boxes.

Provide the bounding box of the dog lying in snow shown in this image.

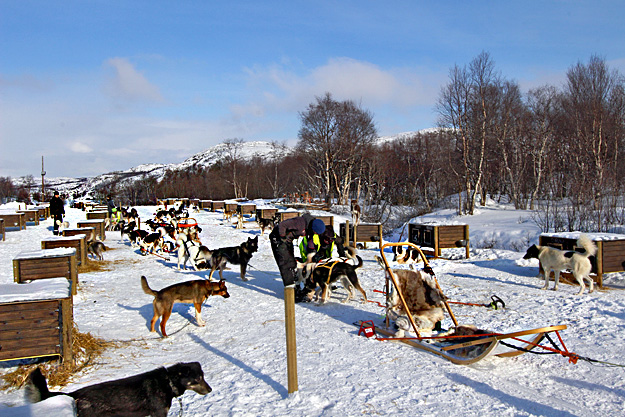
[25,362,211,416]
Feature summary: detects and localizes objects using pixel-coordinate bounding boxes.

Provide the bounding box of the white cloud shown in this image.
[104,57,164,103]
[69,141,93,153]
[242,57,445,118]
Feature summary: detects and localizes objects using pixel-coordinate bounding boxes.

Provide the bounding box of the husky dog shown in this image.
[523,234,598,295]
[25,362,211,417]
[139,227,167,255]
[257,214,279,235]
[141,276,230,337]
[301,246,367,304]
[55,220,70,234]
[223,209,235,222]
[128,229,149,247]
[208,235,259,281]
[177,230,211,271]
[350,199,361,227]
[392,245,421,268]
[120,220,136,242]
[88,240,107,261]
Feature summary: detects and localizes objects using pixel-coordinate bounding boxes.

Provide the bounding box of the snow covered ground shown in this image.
[1,200,624,416]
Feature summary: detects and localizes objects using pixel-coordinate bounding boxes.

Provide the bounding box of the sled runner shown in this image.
[369,242,572,365]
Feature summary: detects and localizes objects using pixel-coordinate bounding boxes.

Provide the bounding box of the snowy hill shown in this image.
[13,131,442,198]
[22,141,280,197]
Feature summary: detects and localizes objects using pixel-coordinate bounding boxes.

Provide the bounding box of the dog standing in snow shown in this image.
[523,234,597,295]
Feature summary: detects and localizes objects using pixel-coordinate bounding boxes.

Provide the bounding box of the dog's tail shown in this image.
[354,255,363,269]
[24,368,59,403]
[141,276,157,297]
[577,234,598,257]
[345,245,358,260]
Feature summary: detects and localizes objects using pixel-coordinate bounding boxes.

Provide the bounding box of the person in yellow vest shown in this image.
[299,224,347,262]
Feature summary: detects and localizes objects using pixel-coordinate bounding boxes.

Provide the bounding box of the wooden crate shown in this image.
[17,209,40,225]
[199,200,212,210]
[86,210,109,220]
[63,227,96,242]
[13,248,78,295]
[539,233,625,288]
[42,235,88,266]
[278,211,301,222]
[77,219,106,241]
[256,208,278,220]
[339,221,383,249]
[0,212,26,230]
[0,219,4,241]
[408,223,470,259]
[211,201,225,212]
[0,278,73,363]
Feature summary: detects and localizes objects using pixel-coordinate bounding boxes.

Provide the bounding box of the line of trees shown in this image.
[5,54,624,233]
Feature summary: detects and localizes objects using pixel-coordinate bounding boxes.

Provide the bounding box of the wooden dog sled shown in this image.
[367,242,573,365]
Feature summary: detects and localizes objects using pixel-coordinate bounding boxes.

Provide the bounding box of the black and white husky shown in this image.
[523,234,597,295]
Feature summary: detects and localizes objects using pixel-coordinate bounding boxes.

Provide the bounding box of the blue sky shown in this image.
[2,1,624,178]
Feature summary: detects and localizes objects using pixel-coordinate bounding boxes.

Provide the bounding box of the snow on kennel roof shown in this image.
[541,231,625,241]
[0,278,71,303]
[13,247,76,260]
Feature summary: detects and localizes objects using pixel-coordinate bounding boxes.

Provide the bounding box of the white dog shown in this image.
[176,231,211,271]
[523,234,597,295]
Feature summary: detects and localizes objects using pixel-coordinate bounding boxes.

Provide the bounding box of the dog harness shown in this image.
[313,257,357,284]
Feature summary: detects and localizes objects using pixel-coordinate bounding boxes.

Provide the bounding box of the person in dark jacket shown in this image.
[49,191,65,235]
[107,196,116,219]
[270,213,326,302]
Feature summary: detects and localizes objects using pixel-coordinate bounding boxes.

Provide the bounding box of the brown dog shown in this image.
[141,276,230,337]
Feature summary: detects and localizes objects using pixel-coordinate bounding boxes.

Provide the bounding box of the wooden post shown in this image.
[464,224,470,259]
[61,296,73,364]
[345,220,351,248]
[434,226,440,257]
[596,241,604,288]
[284,286,298,393]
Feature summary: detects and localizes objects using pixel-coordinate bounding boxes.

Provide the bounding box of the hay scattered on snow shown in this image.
[0,325,118,391]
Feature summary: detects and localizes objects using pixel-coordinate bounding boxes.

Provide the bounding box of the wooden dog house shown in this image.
[199,200,212,210]
[277,211,301,222]
[538,232,625,288]
[13,248,79,295]
[63,226,96,242]
[42,235,88,266]
[17,209,40,225]
[86,210,109,220]
[256,207,278,220]
[340,221,383,249]
[77,219,106,241]
[315,215,334,228]
[408,223,470,259]
[0,212,26,230]
[0,278,73,363]
[211,201,225,212]
[224,202,239,213]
